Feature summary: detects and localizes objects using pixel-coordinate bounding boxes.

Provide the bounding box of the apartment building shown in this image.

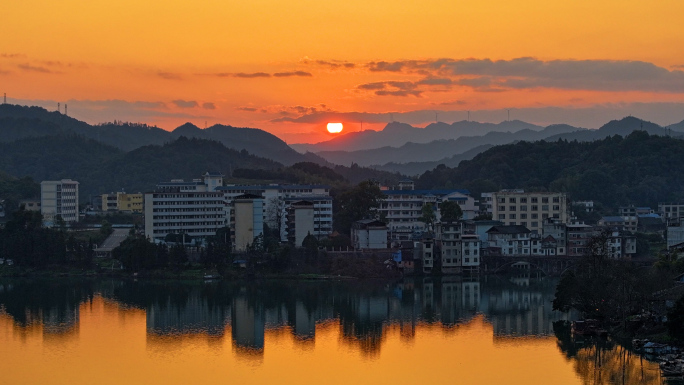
[598,216,637,233]
[41,179,79,225]
[217,184,333,240]
[658,203,684,223]
[380,180,478,242]
[435,221,481,274]
[231,194,264,251]
[144,173,227,241]
[486,225,532,256]
[287,200,315,247]
[490,191,568,234]
[351,219,388,249]
[101,191,143,213]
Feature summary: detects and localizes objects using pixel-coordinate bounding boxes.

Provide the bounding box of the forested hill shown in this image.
[0,135,281,200]
[0,104,324,166]
[416,131,684,209]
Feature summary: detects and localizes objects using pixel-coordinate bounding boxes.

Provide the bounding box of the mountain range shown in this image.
[0,104,324,166]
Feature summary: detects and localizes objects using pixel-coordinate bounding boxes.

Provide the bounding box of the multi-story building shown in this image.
[598,216,637,233]
[490,191,568,234]
[486,225,532,256]
[461,234,481,272]
[480,192,494,215]
[101,191,143,213]
[379,180,478,242]
[573,201,594,213]
[144,173,227,241]
[566,222,595,257]
[217,184,333,240]
[19,200,41,212]
[619,205,653,217]
[351,219,388,249]
[437,221,463,274]
[41,179,79,225]
[231,194,264,251]
[658,203,684,223]
[605,230,637,259]
[287,200,315,247]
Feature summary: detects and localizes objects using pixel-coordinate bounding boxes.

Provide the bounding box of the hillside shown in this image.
[416,131,684,209]
[316,123,582,168]
[0,104,323,166]
[0,135,282,200]
[291,120,544,153]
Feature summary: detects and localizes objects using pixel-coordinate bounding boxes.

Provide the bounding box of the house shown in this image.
[486,225,532,256]
[101,191,143,213]
[437,221,463,274]
[598,216,637,233]
[351,219,388,249]
[566,222,595,257]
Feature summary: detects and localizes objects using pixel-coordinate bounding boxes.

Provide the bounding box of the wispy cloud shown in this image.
[273,71,312,77]
[172,100,199,108]
[0,53,27,59]
[157,71,183,80]
[202,102,216,110]
[17,63,58,74]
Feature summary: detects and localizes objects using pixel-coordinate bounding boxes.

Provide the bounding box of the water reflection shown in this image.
[0,275,670,385]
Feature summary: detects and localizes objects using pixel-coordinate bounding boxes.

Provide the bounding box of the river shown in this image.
[0,274,672,385]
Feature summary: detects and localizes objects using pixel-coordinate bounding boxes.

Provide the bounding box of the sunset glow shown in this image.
[2,1,684,143]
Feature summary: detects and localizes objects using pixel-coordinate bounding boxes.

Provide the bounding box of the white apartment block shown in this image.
[380,180,478,242]
[486,225,533,256]
[436,222,481,274]
[41,179,79,225]
[145,172,227,241]
[351,219,388,249]
[491,191,568,234]
[218,184,333,240]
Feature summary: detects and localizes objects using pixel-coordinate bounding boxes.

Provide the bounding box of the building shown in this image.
[287,200,315,247]
[144,173,226,241]
[437,221,463,274]
[461,234,481,272]
[19,199,41,212]
[566,222,595,257]
[40,179,79,225]
[351,219,388,249]
[658,203,684,223]
[573,201,594,213]
[217,184,333,240]
[480,192,494,215]
[486,225,532,256]
[231,194,264,251]
[490,191,568,234]
[379,180,478,242]
[597,216,638,233]
[605,230,637,259]
[619,205,653,217]
[101,191,143,213]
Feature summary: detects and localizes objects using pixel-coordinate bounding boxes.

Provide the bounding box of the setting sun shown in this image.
[327,123,343,134]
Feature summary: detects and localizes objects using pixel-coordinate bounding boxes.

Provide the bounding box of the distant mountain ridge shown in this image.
[291,120,544,153]
[0,104,324,166]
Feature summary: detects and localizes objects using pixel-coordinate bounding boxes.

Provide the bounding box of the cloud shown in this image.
[0,53,26,59]
[17,63,56,73]
[365,57,684,93]
[301,58,355,69]
[237,107,258,112]
[417,77,452,86]
[273,71,312,77]
[202,102,216,110]
[226,72,271,78]
[356,81,422,97]
[172,100,199,108]
[157,71,182,80]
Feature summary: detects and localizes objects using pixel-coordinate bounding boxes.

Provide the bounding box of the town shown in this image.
[8,172,681,277]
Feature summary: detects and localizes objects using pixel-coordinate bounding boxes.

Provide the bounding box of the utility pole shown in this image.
[57,102,60,113]
[3,93,6,104]
[65,104,67,116]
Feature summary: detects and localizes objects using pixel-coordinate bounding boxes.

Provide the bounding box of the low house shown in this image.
[486,225,532,256]
[351,219,388,249]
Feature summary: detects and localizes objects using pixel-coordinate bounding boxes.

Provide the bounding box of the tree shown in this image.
[266,197,286,241]
[439,201,463,222]
[419,203,436,232]
[667,295,684,342]
[333,180,385,235]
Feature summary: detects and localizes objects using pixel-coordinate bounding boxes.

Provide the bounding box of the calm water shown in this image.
[0,275,668,385]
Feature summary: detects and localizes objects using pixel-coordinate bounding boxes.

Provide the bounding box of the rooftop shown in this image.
[487,225,531,234]
[383,189,470,196]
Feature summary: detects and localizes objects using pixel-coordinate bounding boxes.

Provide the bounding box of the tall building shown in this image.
[40,179,79,225]
[379,180,478,242]
[287,200,315,247]
[490,191,568,234]
[217,184,333,240]
[231,194,264,251]
[144,173,226,241]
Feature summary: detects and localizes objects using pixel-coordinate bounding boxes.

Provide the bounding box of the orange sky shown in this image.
[2,0,684,143]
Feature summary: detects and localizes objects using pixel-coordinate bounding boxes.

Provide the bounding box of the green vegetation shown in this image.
[439,201,463,222]
[418,131,684,209]
[333,181,386,235]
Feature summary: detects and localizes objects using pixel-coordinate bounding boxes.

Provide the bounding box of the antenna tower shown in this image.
[65,104,67,116]
[57,103,60,113]
[3,93,5,104]
[507,109,510,121]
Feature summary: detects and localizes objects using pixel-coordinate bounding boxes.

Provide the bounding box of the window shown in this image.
[542,205,549,211]
[531,213,538,219]
[553,197,560,203]
[532,205,538,211]
[520,197,527,203]
[510,214,517,219]
[498,214,506,220]
[498,198,505,203]
[531,221,538,227]
[509,197,516,203]
[553,205,560,210]
[509,206,516,211]
[520,221,527,227]
[531,197,538,203]
[520,213,527,219]
[520,205,527,211]
[542,214,549,219]
[542,197,549,203]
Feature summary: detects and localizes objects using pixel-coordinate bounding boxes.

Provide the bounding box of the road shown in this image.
[98,228,130,251]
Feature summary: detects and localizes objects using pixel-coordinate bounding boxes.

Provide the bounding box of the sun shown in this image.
[327,122,343,134]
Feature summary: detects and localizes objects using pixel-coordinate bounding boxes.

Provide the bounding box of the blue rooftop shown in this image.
[217,184,330,191]
[601,216,625,222]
